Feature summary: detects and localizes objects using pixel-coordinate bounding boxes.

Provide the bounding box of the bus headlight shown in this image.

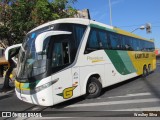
[35,82,51,93]
[34,79,58,93]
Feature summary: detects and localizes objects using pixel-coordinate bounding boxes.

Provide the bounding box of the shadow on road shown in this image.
[101,76,139,96]
[0,93,14,101]
[141,64,160,100]
[51,96,85,109]
[142,77,160,99]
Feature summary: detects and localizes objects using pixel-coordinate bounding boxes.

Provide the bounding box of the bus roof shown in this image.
[29,18,153,42]
[29,18,90,33]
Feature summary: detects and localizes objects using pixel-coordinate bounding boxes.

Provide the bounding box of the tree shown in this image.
[0,0,77,91]
[0,0,13,47]
[0,0,77,48]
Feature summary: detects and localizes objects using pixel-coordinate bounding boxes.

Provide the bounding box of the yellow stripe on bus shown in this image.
[127,51,156,75]
[15,80,30,90]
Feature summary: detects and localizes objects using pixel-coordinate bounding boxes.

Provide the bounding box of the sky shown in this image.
[73,0,160,48]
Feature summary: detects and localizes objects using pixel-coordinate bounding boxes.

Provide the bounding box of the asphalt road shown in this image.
[0,61,160,119]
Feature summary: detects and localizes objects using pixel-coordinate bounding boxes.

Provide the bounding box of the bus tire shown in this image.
[85,77,102,99]
[142,66,148,77]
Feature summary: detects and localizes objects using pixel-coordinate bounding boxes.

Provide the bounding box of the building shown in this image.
[74,9,91,19]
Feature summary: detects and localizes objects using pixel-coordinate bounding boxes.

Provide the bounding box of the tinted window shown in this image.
[139,40,145,51]
[52,42,70,67]
[73,25,86,48]
[144,41,149,51]
[149,42,155,51]
[150,42,155,51]
[98,30,109,49]
[85,25,155,52]
[55,23,86,49]
[123,36,133,50]
[54,23,86,62]
[132,38,140,51]
[110,33,121,50]
[86,29,99,49]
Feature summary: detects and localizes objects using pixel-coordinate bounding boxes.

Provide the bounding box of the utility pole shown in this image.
[109,0,112,26]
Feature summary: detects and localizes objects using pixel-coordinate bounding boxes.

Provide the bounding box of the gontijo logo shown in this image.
[135,53,149,59]
[57,86,77,99]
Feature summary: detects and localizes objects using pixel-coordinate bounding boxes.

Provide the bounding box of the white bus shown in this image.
[6,18,156,106]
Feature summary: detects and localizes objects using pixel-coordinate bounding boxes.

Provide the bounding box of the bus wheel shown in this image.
[86,77,102,99]
[148,64,152,74]
[142,66,148,77]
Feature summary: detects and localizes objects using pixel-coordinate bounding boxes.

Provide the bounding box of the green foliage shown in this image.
[0,0,77,47]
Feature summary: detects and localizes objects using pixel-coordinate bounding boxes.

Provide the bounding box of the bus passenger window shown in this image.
[62,42,70,64]
[110,33,119,50]
[87,30,99,49]
[85,29,100,54]
[132,39,140,51]
[123,37,133,51]
[140,41,145,51]
[52,42,70,67]
[52,43,63,67]
[98,31,108,49]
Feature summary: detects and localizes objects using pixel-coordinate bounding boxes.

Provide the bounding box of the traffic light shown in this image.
[146,23,151,33]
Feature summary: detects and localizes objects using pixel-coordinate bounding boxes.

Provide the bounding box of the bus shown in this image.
[5,18,156,106]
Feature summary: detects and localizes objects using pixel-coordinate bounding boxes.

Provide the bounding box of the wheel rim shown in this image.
[88,82,98,94]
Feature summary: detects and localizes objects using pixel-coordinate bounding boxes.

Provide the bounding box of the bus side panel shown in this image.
[71,67,81,98]
[151,52,156,70]
[52,68,72,105]
[104,64,120,87]
[80,65,105,96]
[128,51,156,75]
[104,50,137,85]
[78,50,107,95]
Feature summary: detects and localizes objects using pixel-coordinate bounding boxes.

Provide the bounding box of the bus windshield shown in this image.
[17,32,48,79]
[16,23,87,80]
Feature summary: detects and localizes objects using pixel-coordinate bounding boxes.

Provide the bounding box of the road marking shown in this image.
[107,92,152,98]
[31,106,48,112]
[0,90,14,97]
[112,107,160,111]
[32,107,41,111]
[67,98,160,108]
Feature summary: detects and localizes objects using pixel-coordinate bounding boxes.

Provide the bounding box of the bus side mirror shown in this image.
[35,31,71,53]
[5,44,22,61]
